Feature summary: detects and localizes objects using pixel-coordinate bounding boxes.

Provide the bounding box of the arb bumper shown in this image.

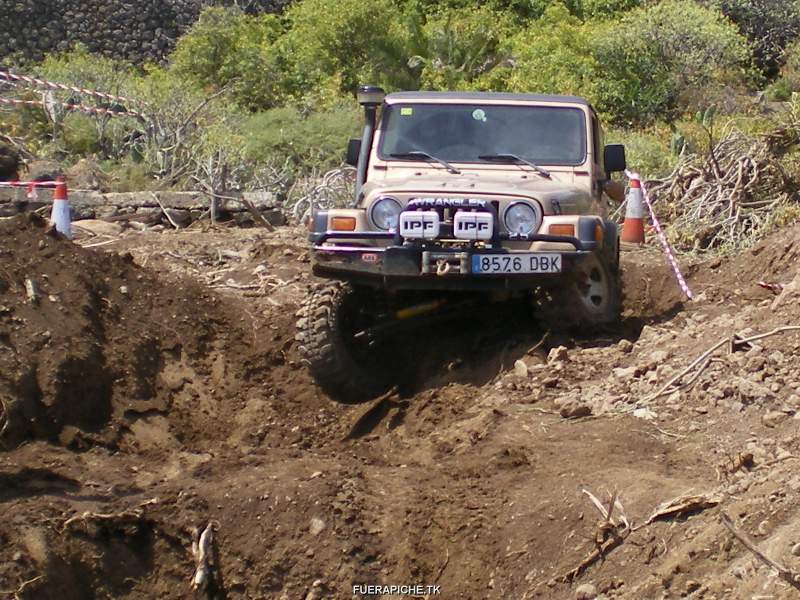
[309,211,615,291]
[312,243,599,291]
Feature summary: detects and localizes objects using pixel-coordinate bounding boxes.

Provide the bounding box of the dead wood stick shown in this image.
[0,574,43,599]
[151,192,181,229]
[645,339,728,401]
[720,512,800,589]
[240,196,275,232]
[191,522,216,591]
[736,326,800,345]
[561,534,626,583]
[0,395,9,444]
[645,325,800,403]
[63,508,144,531]
[81,238,123,249]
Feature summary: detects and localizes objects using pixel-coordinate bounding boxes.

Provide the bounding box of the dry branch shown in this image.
[562,489,631,582]
[0,575,43,599]
[63,507,146,531]
[191,522,218,593]
[643,325,800,403]
[643,491,722,526]
[644,127,796,253]
[151,192,181,229]
[720,512,800,589]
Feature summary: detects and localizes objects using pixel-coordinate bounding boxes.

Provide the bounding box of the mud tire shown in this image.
[296,280,392,403]
[540,246,621,330]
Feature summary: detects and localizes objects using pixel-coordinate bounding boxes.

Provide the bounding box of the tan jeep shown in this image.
[296,87,627,402]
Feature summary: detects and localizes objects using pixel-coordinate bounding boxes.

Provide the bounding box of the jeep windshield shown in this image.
[378,103,587,166]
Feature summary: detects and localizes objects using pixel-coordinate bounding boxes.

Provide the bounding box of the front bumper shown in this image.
[311,242,595,291]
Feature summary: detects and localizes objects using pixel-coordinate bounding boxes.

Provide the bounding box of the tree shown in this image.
[704,0,800,77]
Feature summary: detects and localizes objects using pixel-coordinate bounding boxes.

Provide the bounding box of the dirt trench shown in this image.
[2,215,800,600]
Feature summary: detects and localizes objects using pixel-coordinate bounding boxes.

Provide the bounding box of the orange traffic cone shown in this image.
[49,176,72,239]
[620,177,645,244]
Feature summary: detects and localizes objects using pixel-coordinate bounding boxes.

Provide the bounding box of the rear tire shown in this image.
[296,281,392,403]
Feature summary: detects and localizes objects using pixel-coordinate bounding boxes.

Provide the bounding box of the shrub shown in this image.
[35,45,145,158]
[278,0,410,101]
[38,44,138,101]
[767,39,800,100]
[607,125,677,178]
[60,114,103,156]
[591,1,755,125]
[579,0,644,19]
[408,4,517,90]
[499,5,598,98]
[169,7,285,110]
[243,100,362,172]
[704,0,800,77]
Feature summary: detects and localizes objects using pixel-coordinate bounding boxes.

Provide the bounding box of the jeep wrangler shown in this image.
[296,87,627,403]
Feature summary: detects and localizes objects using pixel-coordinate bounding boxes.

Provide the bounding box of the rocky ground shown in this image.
[1,213,800,600]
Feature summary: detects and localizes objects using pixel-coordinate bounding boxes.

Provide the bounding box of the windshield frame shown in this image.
[375,101,589,168]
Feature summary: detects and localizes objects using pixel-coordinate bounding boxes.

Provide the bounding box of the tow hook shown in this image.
[436,260,451,276]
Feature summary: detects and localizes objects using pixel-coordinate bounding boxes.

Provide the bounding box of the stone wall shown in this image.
[0,186,284,228]
[0,0,289,64]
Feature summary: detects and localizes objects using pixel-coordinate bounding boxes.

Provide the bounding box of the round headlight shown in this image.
[504,201,541,235]
[370,197,402,231]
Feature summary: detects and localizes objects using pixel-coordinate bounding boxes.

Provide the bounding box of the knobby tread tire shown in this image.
[539,245,621,331]
[295,280,390,403]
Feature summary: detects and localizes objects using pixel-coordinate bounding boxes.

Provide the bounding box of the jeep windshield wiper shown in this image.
[389,151,462,175]
[478,153,551,179]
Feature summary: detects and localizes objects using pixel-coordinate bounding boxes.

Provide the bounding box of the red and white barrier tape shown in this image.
[0,180,64,201]
[0,96,147,120]
[625,170,694,301]
[757,281,785,294]
[0,70,145,108]
[0,181,60,188]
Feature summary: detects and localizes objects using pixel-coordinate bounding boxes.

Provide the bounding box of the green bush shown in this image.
[169,7,285,110]
[243,101,362,171]
[60,113,103,156]
[607,126,677,178]
[38,44,138,101]
[591,1,755,125]
[278,0,410,102]
[704,0,800,77]
[766,39,800,100]
[499,5,598,98]
[579,0,643,19]
[408,4,517,90]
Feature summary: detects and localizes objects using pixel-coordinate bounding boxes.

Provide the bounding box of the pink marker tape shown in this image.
[625,170,694,300]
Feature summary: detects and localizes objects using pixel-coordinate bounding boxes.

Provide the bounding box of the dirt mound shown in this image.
[0,214,313,452]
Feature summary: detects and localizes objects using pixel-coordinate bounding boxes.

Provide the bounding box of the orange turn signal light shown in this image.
[549,224,575,237]
[594,223,604,242]
[331,217,357,231]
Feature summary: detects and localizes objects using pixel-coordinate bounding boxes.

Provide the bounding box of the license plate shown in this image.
[471,253,562,274]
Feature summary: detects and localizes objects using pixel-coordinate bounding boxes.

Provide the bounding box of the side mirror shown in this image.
[346,138,361,166]
[603,144,626,174]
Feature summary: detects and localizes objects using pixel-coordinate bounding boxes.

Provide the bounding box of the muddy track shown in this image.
[1,214,800,599]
